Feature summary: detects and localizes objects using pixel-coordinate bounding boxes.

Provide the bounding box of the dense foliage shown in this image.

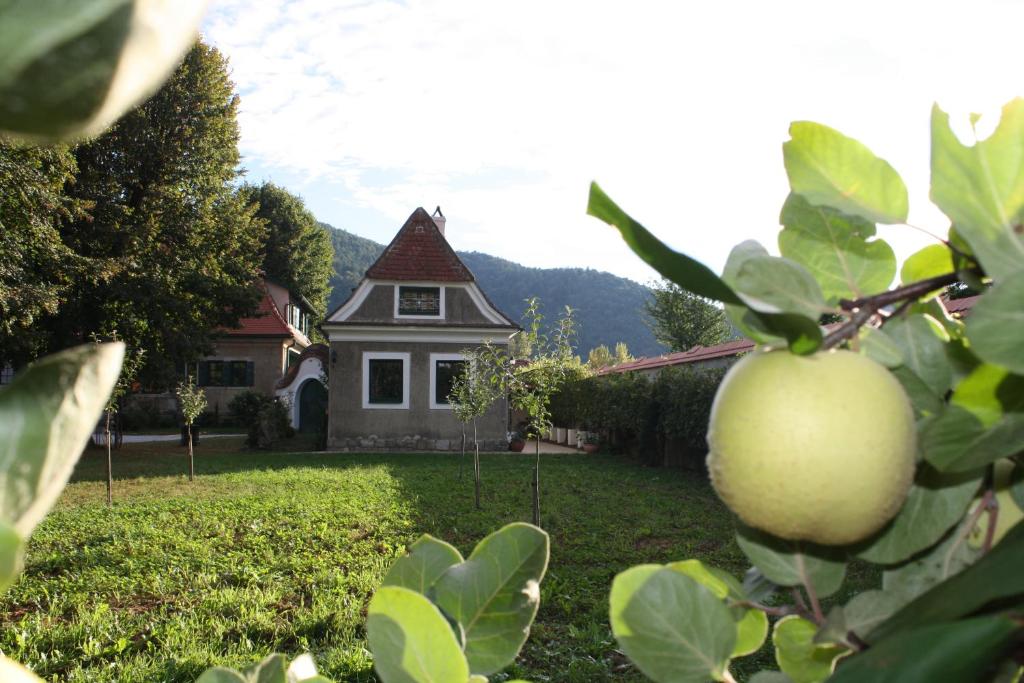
[325,224,664,356]
[585,101,1024,681]
[551,365,726,467]
[645,279,731,351]
[242,183,334,317]
[0,142,85,366]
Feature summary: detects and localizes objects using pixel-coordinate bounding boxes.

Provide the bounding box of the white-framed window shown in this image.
[394,285,445,319]
[362,351,410,409]
[429,352,467,410]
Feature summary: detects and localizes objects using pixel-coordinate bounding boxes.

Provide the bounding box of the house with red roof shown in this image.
[197,278,315,418]
[321,207,519,450]
[599,295,982,378]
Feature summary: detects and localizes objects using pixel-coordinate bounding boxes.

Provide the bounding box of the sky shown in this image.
[202,0,1024,285]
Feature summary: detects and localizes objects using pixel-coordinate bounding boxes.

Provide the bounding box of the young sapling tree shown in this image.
[449,353,498,509]
[176,375,207,482]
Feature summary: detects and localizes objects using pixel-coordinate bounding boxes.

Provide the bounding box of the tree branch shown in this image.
[822,270,965,350]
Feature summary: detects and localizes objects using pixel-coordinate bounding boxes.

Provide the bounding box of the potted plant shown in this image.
[508,423,527,452]
[582,432,600,454]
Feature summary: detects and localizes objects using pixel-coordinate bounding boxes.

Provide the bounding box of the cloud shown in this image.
[204,0,1024,282]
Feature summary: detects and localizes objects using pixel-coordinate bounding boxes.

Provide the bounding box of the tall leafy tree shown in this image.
[645,279,730,352]
[240,182,334,316]
[41,40,265,387]
[0,141,91,367]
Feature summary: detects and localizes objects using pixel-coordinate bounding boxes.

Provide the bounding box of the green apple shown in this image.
[707,349,916,546]
[967,458,1024,548]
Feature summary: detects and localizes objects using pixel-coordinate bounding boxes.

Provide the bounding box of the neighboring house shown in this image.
[600,294,982,378]
[197,278,314,416]
[321,207,519,451]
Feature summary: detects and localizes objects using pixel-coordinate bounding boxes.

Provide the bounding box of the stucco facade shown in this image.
[322,207,518,451]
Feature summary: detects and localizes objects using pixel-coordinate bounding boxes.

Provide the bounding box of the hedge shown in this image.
[550,364,727,467]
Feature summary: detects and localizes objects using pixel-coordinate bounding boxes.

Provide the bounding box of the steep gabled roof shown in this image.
[364,207,474,282]
[226,280,310,344]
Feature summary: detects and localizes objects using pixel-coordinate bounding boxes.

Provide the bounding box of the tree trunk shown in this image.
[460,425,466,480]
[105,410,113,507]
[473,420,481,510]
[187,423,194,481]
[532,437,541,526]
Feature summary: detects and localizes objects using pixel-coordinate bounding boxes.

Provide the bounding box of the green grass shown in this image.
[0,440,873,682]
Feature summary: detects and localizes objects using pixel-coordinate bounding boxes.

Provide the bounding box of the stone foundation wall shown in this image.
[329,434,508,452]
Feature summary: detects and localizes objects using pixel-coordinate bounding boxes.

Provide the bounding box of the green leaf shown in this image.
[587,183,741,304]
[0,522,24,594]
[195,668,247,683]
[884,315,952,396]
[735,524,846,599]
[778,193,896,303]
[783,121,909,224]
[900,244,954,288]
[0,0,208,142]
[921,404,1024,472]
[245,654,287,683]
[859,327,904,368]
[733,256,828,320]
[432,523,549,676]
[951,363,1024,428]
[0,343,124,536]
[930,100,1024,280]
[609,565,736,683]
[0,654,44,682]
[881,519,979,608]
[816,590,899,648]
[965,271,1024,374]
[854,465,981,565]
[831,616,1022,683]
[1011,460,1024,510]
[772,616,847,683]
[383,535,463,595]
[721,242,824,354]
[870,520,1024,642]
[750,673,794,683]
[588,189,823,354]
[890,366,943,417]
[666,560,768,658]
[367,586,469,683]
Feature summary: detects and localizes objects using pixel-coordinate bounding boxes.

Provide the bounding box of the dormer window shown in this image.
[286,303,309,335]
[397,285,442,317]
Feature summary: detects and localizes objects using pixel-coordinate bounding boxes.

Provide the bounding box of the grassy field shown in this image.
[0,439,871,682]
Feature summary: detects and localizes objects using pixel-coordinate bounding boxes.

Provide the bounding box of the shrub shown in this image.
[227,390,294,448]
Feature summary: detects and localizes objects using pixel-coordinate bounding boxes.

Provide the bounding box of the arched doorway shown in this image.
[297,379,328,433]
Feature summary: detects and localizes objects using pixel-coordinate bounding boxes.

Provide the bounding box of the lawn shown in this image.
[0,439,871,682]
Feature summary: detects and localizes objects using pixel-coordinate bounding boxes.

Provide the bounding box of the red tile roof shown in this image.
[365,207,474,282]
[227,281,308,343]
[598,338,755,375]
[600,295,981,376]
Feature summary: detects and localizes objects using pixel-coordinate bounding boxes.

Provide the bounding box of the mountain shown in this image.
[323,223,665,358]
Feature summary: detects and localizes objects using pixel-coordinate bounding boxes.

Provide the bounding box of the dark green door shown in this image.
[298,380,327,433]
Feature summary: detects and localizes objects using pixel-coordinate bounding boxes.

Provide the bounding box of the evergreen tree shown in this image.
[241,182,334,316]
[42,40,264,387]
[645,279,730,352]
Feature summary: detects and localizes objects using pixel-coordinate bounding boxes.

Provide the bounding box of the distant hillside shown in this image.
[323,223,664,358]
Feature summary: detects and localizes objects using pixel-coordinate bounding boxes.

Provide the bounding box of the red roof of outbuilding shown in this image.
[226,281,309,343]
[365,207,474,282]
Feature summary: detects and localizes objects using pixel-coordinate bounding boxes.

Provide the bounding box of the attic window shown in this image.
[398,286,441,316]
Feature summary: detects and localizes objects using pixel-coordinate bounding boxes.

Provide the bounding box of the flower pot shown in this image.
[555,427,567,444]
[567,428,578,448]
[583,443,599,454]
[509,439,526,452]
